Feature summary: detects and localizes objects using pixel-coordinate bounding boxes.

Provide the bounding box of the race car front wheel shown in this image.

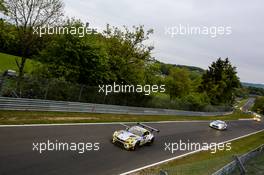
[112,138,116,144]
[132,142,140,151]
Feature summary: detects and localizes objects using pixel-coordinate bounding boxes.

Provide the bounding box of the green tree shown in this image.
[0,19,19,54]
[200,58,240,105]
[159,62,174,75]
[0,0,6,12]
[36,22,155,86]
[3,0,64,88]
[252,96,264,115]
[166,68,192,100]
[246,86,264,96]
[37,19,109,85]
[144,61,161,85]
[102,25,154,85]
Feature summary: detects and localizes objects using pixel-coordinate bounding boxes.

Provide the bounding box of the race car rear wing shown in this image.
[137,123,160,133]
[120,123,160,133]
[120,123,130,130]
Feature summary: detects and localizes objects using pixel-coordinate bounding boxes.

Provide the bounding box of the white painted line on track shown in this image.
[239,118,254,121]
[119,128,264,175]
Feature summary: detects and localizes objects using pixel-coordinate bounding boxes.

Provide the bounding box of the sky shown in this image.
[64,0,264,84]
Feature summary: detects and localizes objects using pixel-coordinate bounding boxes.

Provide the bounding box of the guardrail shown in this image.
[212,144,264,175]
[0,97,233,116]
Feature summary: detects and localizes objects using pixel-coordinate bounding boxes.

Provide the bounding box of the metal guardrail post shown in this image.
[234,155,246,175]
[213,145,264,175]
[44,83,49,100]
[78,85,84,101]
[11,90,18,98]
[0,76,3,96]
[159,170,168,175]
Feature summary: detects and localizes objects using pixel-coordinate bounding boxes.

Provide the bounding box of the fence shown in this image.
[148,145,264,175]
[212,144,264,175]
[0,97,233,116]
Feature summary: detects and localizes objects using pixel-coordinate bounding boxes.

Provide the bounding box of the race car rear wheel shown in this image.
[147,138,154,145]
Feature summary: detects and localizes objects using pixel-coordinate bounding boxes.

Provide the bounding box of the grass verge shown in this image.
[235,98,248,109]
[0,110,253,125]
[0,52,34,73]
[138,131,264,175]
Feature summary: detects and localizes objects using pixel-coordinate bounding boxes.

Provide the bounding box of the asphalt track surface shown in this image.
[0,120,263,175]
[241,98,255,112]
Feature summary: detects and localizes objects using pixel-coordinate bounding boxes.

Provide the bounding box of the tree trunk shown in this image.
[16,57,27,97]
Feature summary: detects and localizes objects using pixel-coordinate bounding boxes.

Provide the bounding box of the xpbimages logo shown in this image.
[165,24,232,38]
[164,140,232,154]
[32,140,100,154]
[33,23,98,37]
[98,82,166,95]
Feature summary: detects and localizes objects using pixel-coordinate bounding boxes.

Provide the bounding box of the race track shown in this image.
[0,120,263,175]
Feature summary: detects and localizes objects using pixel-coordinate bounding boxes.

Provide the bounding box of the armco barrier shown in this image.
[212,144,264,175]
[0,97,233,116]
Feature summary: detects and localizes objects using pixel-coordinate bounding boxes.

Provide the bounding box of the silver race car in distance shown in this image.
[112,123,159,150]
[209,120,227,130]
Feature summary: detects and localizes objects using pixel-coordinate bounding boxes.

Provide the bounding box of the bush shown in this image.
[181,93,210,111]
[252,96,264,115]
[0,76,232,112]
[145,92,231,112]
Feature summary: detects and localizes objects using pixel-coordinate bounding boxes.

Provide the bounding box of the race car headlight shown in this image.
[113,131,118,137]
[126,138,135,144]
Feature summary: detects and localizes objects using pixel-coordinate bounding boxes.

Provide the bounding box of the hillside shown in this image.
[173,64,205,74]
[242,82,264,89]
[0,52,34,74]
[157,60,205,76]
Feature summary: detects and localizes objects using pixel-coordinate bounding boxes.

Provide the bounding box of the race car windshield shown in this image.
[128,127,144,136]
[215,121,225,125]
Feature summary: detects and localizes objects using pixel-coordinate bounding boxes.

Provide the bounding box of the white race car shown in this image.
[253,112,262,122]
[209,120,227,130]
[112,123,159,150]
